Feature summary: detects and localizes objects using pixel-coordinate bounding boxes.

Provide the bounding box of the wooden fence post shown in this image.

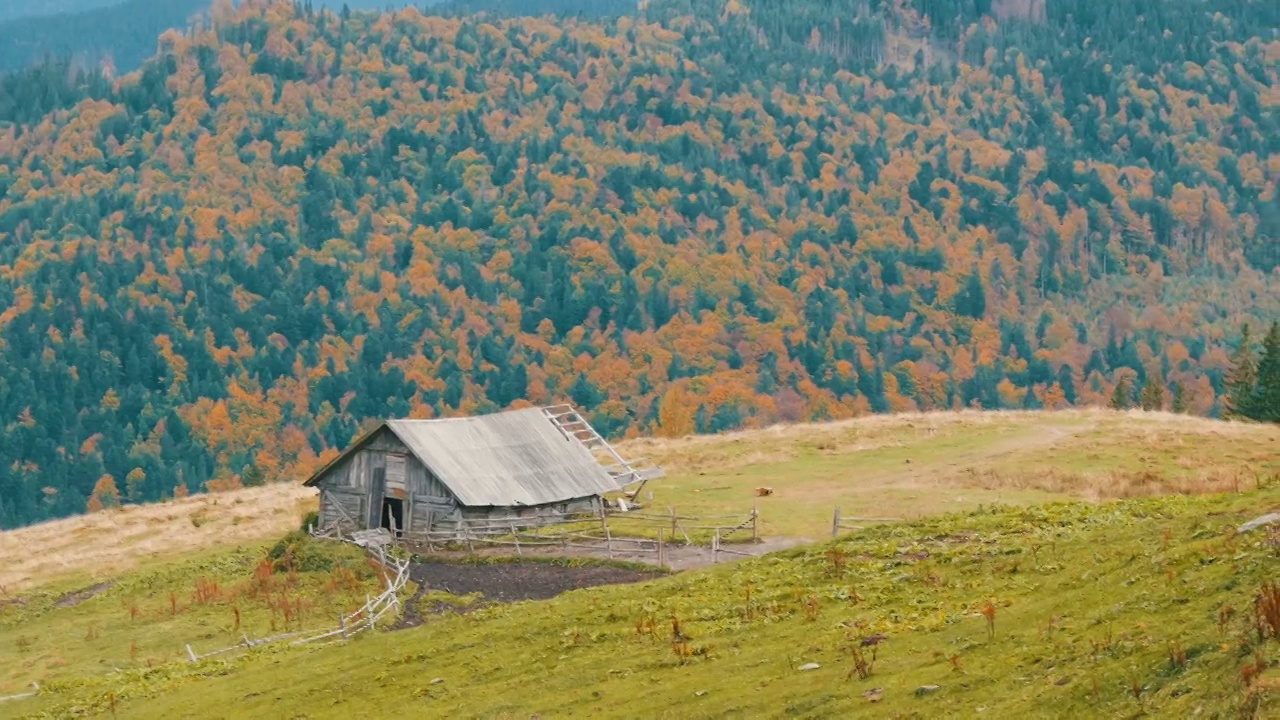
[340,612,347,639]
[832,506,841,538]
[604,523,613,559]
[670,506,677,535]
[713,529,720,563]
[186,644,197,662]
[751,505,759,543]
[657,527,666,569]
[511,523,521,555]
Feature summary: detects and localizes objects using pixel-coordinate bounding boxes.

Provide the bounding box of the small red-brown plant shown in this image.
[635,616,657,639]
[168,591,179,616]
[129,640,139,660]
[1128,673,1145,709]
[1167,640,1187,670]
[1219,605,1238,635]
[193,577,222,605]
[800,595,820,622]
[826,547,848,576]
[980,601,997,640]
[1256,581,1280,641]
[232,605,241,633]
[845,638,880,680]
[1240,649,1268,687]
[671,616,692,660]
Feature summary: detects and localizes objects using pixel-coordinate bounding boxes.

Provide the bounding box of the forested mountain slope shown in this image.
[0,0,1276,527]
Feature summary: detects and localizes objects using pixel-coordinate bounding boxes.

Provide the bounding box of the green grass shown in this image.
[3,410,1278,717]
[0,535,386,699]
[8,486,1279,719]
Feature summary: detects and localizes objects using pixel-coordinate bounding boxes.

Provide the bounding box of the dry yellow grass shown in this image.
[0,484,316,592]
[617,408,1279,537]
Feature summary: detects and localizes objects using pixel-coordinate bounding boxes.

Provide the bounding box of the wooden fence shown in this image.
[0,684,37,705]
[406,506,761,567]
[182,535,410,662]
[831,506,900,537]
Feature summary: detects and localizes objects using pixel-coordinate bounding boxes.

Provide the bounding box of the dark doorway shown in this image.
[381,497,405,535]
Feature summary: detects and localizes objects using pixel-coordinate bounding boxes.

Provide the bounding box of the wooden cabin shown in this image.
[304,405,662,538]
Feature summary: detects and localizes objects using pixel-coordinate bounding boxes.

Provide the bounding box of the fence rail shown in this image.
[831,506,900,537]
[402,505,761,568]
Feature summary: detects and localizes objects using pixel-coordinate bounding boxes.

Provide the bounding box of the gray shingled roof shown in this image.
[308,408,625,507]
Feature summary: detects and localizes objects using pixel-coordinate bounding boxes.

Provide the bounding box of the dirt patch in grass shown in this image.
[53,581,115,609]
[393,559,665,630]
[409,560,662,603]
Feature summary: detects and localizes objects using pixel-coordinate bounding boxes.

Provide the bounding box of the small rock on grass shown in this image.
[915,685,941,697]
[1238,513,1280,533]
[430,678,444,685]
[797,663,821,671]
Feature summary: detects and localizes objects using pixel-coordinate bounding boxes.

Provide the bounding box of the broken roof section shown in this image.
[305,406,641,507]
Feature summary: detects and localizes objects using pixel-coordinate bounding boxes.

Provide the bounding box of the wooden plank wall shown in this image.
[316,428,461,533]
[457,495,600,527]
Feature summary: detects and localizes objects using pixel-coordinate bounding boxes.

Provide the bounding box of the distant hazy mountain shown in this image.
[0,0,126,23]
[0,0,637,73]
[0,0,207,73]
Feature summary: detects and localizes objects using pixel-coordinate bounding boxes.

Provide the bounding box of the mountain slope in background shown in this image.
[0,0,1276,527]
[0,0,125,23]
[0,0,635,74]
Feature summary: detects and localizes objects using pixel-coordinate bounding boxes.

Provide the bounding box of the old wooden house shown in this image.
[305,405,662,537]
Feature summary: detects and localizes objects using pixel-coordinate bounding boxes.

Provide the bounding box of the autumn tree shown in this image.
[125,468,146,503]
[86,475,122,513]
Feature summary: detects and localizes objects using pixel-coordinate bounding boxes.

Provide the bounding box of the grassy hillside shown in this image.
[1,410,1277,716]
[1,0,1277,529]
[5,486,1279,718]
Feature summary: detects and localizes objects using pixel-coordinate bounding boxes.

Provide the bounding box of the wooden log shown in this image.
[752,505,759,543]
[832,506,841,538]
[186,644,197,662]
[657,528,665,569]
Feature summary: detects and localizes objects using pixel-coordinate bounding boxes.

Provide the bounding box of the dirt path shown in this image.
[53,581,115,608]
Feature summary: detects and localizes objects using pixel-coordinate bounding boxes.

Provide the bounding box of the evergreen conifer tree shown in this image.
[1170,381,1188,414]
[1223,324,1257,418]
[1251,321,1280,422]
[1109,376,1132,410]
[1139,376,1165,411]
